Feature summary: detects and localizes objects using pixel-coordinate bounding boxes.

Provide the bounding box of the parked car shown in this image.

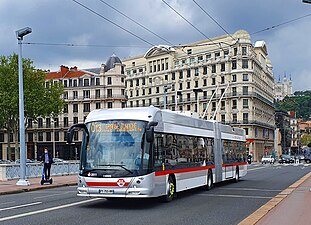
[261,155,275,164]
[278,155,294,164]
[304,155,311,164]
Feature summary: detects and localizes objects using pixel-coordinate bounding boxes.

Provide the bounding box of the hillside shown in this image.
[275,91,311,120]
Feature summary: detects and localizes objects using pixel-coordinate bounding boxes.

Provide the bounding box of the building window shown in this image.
[46,132,51,141]
[195,80,198,88]
[187,82,190,89]
[108,102,113,108]
[142,78,145,85]
[38,118,43,128]
[233,47,237,56]
[179,83,183,90]
[243,74,249,81]
[232,60,237,69]
[243,113,248,123]
[187,49,192,55]
[232,113,237,123]
[136,90,139,96]
[83,90,90,99]
[83,79,90,86]
[73,79,77,87]
[212,64,216,73]
[243,99,249,108]
[179,71,183,79]
[63,104,68,113]
[156,87,159,93]
[172,72,175,80]
[63,131,67,141]
[187,93,191,101]
[165,75,168,80]
[149,99,152,106]
[136,79,139,86]
[142,89,145,96]
[63,91,68,99]
[63,80,68,87]
[203,66,207,75]
[212,77,216,85]
[243,86,248,95]
[232,74,237,82]
[242,59,248,69]
[74,131,78,141]
[64,117,68,127]
[198,55,203,61]
[194,68,199,76]
[38,132,43,141]
[96,78,100,85]
[96,102,101,109]
[55,131,59,141]
[1,132,5,142]
[129,80,133,87]
[148,88,152,94]
[232,99,237,109]
[187,69,191,77]
[136,100,139,107]
[107,89,112,97]
[95,89,100,98]
[107,77,112,85]
[224,50,229,55]
[203,79,207,86]
[221,63,225,72]
[73,116,78,124]
[221,101,225,110]
[221,115,225,123]
[244,128,249,135]
[83,103,90,112]
[73,91,78,99]
[73,104,78,113]
[130,90,133,97]
[156,98,160,105]
[215,52,220,58]
[242,47,247,56]
[232,87,237,96]
[212,102,216,111]
[221,76,225,84]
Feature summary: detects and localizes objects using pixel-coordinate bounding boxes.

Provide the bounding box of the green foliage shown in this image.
[0,53,64,130]
[301,134,311,146]
[275,91,311,120]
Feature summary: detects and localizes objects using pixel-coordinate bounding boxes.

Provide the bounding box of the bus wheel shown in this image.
[234,168,239,183]
[164,175,175,202]
[206,170,213,191]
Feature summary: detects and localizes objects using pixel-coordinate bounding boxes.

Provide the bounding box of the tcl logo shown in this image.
[117,179,126,187]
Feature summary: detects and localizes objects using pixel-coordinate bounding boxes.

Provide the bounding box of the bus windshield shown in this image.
[80,120,149,177]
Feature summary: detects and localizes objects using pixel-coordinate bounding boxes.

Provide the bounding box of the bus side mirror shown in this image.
[67,124,89,144]
[146,121,158,143]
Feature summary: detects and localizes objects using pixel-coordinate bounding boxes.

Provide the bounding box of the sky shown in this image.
[0,0,311,91]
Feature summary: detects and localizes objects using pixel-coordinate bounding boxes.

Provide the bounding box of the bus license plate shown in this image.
[99,189,114,194]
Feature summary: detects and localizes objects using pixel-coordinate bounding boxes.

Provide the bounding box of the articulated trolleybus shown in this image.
[67,106,247,201]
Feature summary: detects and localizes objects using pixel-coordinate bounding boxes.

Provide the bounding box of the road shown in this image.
[0,163,310,225]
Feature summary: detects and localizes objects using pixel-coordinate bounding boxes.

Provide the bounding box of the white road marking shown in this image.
[219,187,282,192]
[0,198,100,222]
[0,202,42,212]
[200,193,272,199]
[247,167,267,171]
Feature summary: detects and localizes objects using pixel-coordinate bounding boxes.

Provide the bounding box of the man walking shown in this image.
[41,147,53,180]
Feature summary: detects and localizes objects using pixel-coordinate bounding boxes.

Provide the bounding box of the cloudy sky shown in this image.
[1,0,310,91]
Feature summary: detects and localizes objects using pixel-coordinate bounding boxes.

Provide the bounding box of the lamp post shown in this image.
[193,88,203,114]
[16,27,32,186]
[163,85,171,110]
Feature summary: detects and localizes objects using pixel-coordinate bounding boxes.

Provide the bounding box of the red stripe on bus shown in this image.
[86,182,130,187]
[222,162,247,167]
[155,165,215,176]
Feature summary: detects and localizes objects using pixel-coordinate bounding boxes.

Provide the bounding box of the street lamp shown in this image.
[163,84,171,110]
[193,88,203,114]
[16,27,32,186]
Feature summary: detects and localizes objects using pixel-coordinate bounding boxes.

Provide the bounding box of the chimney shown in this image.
[60,65,69,75]
[70,66,78,71]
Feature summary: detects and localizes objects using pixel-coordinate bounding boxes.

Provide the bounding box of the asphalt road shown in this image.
[1,163,310,225]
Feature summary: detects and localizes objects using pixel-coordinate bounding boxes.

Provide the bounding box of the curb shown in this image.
[0,182,77,196]
[238,171,311,225]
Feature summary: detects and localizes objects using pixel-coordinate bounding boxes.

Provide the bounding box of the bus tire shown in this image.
[234,167,239,183]
[164,175,175,202]
[206,170,213,191]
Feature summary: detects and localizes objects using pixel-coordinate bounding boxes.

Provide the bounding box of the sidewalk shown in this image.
[240,171,311,225]
[0,175,77,195]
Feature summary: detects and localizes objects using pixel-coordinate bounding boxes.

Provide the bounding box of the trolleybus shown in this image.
[67,106,247,201]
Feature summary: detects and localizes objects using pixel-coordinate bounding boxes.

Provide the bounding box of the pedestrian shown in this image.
[40,147,53,180]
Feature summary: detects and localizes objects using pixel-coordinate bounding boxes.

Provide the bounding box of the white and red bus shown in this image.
[67,106,247,201]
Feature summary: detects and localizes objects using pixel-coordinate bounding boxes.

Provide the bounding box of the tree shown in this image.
[0,53,64,160]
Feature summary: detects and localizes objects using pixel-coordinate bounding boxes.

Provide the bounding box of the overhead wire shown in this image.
[71,0,154,46]
[98,0,174,46]
[251,12,311,35]
[23,42,149,48]
[192,0,236,41]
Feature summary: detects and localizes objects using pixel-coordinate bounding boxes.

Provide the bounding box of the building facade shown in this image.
[123,30,275,161]
[274,75,293,101]
[0,55,127,160]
